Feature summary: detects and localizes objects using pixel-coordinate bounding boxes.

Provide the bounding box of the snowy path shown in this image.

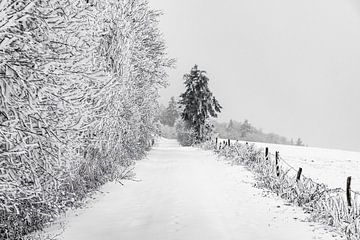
[54,139,341,240]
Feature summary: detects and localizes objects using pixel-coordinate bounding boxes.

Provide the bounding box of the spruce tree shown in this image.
[161,97,180,126]
[179,65,222,142]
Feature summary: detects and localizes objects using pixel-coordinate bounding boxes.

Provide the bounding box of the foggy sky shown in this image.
[150,0,360,152]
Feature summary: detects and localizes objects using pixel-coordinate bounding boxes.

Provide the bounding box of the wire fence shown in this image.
[207,138,360,240]
[216,138,360,195]
[269,152,360,197]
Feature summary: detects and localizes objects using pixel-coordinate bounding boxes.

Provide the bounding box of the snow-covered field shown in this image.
[220,139,360,192]
[39,138,342,240]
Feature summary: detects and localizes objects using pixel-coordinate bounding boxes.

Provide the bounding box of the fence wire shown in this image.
[266,151,360,196]
[210,139,360,239]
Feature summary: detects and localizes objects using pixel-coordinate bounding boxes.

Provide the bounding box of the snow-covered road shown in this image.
[53,139,341,240]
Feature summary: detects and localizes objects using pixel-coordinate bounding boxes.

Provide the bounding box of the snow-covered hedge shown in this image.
[201,140,360,240]
[0,0,172,238]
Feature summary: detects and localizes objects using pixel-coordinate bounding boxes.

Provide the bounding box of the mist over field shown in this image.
[151,0,360,152]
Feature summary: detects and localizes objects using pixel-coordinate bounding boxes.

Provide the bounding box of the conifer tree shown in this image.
[179,65,222,142]
[160,97,180,126]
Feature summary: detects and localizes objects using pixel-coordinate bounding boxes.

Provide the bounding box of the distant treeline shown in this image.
[159,97,304,146]
[212,119,304,146]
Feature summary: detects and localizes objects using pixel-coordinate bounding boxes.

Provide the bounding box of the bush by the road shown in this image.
[175,119,195,146]
[0,1,172,239]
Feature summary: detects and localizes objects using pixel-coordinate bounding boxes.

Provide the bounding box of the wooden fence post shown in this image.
[265,147,269,161]
[296,168,303,182]
[346,176,352,209]
[228,139,230,146]
[275,151,280,177]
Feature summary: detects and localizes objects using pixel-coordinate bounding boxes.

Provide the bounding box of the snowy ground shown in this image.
[41,138,342,240]
[221,139,360,192]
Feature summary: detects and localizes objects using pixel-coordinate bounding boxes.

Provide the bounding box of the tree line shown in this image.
[0,0,172,238]
[213,120,305,146]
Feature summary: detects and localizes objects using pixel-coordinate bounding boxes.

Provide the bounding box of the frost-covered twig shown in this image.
[0,0,173,238]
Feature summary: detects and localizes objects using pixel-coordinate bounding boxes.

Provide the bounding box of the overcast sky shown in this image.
[150,0,360,152]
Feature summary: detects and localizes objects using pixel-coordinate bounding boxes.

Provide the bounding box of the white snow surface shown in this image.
[44,138,342,240]
[221,139,360,192]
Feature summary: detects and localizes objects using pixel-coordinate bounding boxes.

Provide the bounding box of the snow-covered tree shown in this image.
[160,97,180,127]
[179,65,222,142]
[296,138,304,146]
[0,0,173,238]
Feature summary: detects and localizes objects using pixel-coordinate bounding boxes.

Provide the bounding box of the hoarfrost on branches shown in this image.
[0,0,173,238]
